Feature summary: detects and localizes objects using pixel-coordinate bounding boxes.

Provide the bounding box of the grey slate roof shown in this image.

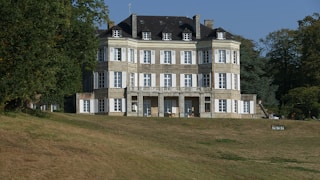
[99,14,234,40]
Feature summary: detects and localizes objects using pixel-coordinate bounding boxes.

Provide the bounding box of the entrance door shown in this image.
[185,100,192,117]
[143,100,151,117]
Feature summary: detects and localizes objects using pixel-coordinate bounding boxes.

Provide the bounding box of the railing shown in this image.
[127,86,213,93]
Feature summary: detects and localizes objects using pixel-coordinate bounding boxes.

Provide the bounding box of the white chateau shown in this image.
[76,14,257,118]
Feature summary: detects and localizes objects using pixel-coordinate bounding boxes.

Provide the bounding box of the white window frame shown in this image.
[219,73,227,89]
[98,72,105,88]
[219,50,226,63]
[164,51,172,64]
[98,48,104,62]
[203,50,210,64]
[233,74,238,90]
[144,50,151,64]
[243,101,250,113]
[114,48,122,61]
[162,32,172,40]
[203,74,210,87]
[164,74,172,87]
[184,51,192,64]
[142,32,151,40]
[112,30,121,38]
[184,74,192,87]
[234,100,238,113]
[217,32,226,40]
[83,100,90,113]
[130,73,135,87]
[129,48,134,63]
[219,99,227,112]
[114,98,122,112]
[183,33,192,41]
[114,72,122,88]
[98,99,105,112]
[144,74,151,87]
[233,51,237,64]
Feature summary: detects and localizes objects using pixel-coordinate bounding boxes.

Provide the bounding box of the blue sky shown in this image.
[104,0,319,42]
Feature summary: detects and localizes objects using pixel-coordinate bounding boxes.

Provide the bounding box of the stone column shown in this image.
[179,93,185,117]
[158,93,164,117]
[199,93,205,117]
[126,93,132,116]
[138,93,144,117]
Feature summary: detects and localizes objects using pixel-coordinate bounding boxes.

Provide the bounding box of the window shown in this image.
[144,50,151,64]
[130,73,135,87]
[83,100,90,113]
[219,50,226,63]
[98,99,105,112]
[233,51,237,64]
[114,99,122,112]
[164,100,172,113]
[184,51,192,64]
[219,73,227,89]
[233,74,238,90]
[219,99,227,112]
[114,72,122,88]
[243,101,250,113]
[205,97,211,112]
[183,33,192,41]
[217,32,226,40]
[98,48,104,61]
[203,74,210,87]
[142,32,151,40]
[163,33,172,40]
[234,100,238,113]
[114,48,122,61]
[98,72,105,88]
[203,50,210,64]
[185,74,192,87]
[164,74,172,87]
[112,30,121,37]
[164,51,172,64]
[129,49,134,63]
[144,74,151,87]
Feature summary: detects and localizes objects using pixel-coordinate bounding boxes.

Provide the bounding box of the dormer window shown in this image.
[142,32,151,40]
[217,32,226,40]
[162,32,172,40]
[182,33,192,41]
[112,30,121,38]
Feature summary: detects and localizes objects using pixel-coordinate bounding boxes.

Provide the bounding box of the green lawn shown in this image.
[0,113,319,179]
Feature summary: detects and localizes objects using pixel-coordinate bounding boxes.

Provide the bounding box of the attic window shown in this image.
[142,32,151,40]
[182,32,192,41]
[217,32,226,40]
[112,30,121,38]
[162,32,172,40]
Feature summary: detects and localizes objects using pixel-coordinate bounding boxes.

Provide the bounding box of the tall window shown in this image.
[185,74,192,87]
[243,101,250,113]
[233,51,237,64]
[142,32,151,40]
[144,50,151,64]
[164,74,172,87]
[203,74,210,87]
[184,51,192,64]
[98,99,105,112]
[234,100,238,113]
[98,72,104,88]
[114,99,122,112]
[233,74,238,90]
[219,50,226,63]
[112,30,121,37]
[129,49,134,63]
[203,50,210,64]
[114,48,122,61]
[164,100,172,113]
[144,74,151,87]
[164,51,172,64]
[83,100,90,113]
[219,99,227,112]
[114,72,122,88]
[98,48,104,61]
[130,73,135,87]
[183,33,192,41]
[163,33,172,40]
[219,73,226,89]
[205,97,211,112]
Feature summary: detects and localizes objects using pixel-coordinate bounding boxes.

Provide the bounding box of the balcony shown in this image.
[127,86,213,93]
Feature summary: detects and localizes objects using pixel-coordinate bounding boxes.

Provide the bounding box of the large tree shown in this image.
[0,0,108,111]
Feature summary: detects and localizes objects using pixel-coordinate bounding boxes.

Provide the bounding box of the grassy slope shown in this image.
[0,113,319,180]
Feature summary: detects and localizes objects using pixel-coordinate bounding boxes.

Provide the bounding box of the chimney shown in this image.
[204,19,214,29]
[132,13,137,38]
[108,21,114,29]
[193,14,201,39]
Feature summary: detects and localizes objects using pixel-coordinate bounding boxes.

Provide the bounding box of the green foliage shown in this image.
[0,0,109,111]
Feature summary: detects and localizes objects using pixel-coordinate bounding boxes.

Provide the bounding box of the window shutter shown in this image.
[214,99,219,112]
[192,51,196,64]
[227,73,232,89]
[192,74,197,87]
[237,74,241,90]
[198,51,203,64]
[139,50,144,64]
[151,50,155,64]
[121,48,126,61]
[172,74,176,87]
[104,71,108,88]
[172,51,176,64]
[227,99,232,113]
[79,100,84,113]
[104,46,108,61]
[180,74,185,87]
[209,73,212,87]
[214,49,219,63]
[122,71,126,88]
[151,73,156,87]
[109,99,114,112]
[160,74,164,87]
[93,72,98,89]
[127,48,131,62]
[209,50,212,63]
[226,50,230,63]
[160,50,164,64]
[104,98,108,112]
[109,71,114,88]
[122,98,126,112]
[94,99,98,113]
[90,100,95,113]
[198,74,203,87]
[172,100,177,113]
[134,73,138,87]
[250,101,255,114]
[110,48,114,61]
[134,49,138,63]
[237,51,240,65]
[180,51,184,64]
[214,73,219,89]
[139,73,144,87]
[239,101,244,113]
